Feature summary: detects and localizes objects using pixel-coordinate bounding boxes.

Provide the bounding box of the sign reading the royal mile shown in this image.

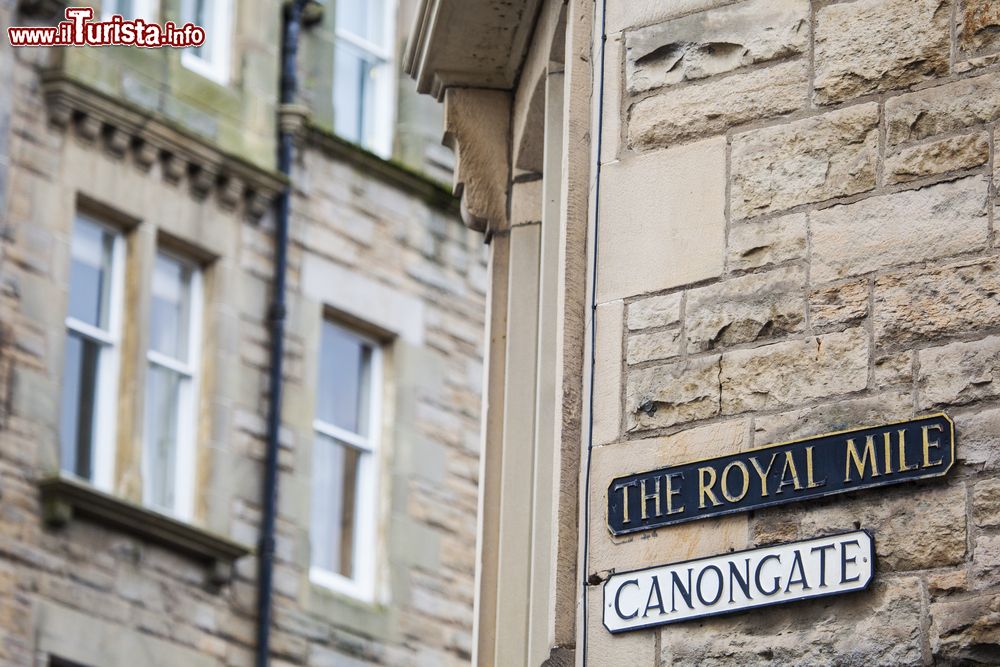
[603,530,874,633]
[607,414,954,536]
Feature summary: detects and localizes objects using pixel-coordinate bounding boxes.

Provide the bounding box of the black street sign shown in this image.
[607,414,954,536]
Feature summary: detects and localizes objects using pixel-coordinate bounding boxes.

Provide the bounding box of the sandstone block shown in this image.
[875,258,1000,348]
[752,389,912,446]
[930,592,1000,664]
[813,0,950,105]
[625,355,721,431]
[886,72,1000,146]
[586,586,656,665]
[594,301,624,446]
[730,104,878,220]
[972,534,1000,589]
[953,407,1000,471]
[810,279,869,329]
[628,60,807,150]
[726,213,806,271]
[885,132,990,185]
[721,328,869,414]
[958,0,1000,58]
[660,577,924,665]
[626,329,681,365]
[873,351,914,389]
[811,177,989,282]
[627,292,682,331]
[928,569,968,597]
[685,266,806,352]
[973,478,1000,528]
[606,0,738,34]
[624,0,808,94]
[597,139,726,302]
[918,335,1000,408]
[799,483,967,571]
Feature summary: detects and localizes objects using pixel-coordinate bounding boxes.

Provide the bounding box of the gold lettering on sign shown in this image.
[922,423,944,469]
[776,451,802,493]
[699,467,722,509]
[618,481,637,524]
[897,429,918,472]
[641,477,662,520]
[749,453,779,497]
[804,446,826,489]
[844,436,879,483]
[721,461,750,503]
[665,472,685,515]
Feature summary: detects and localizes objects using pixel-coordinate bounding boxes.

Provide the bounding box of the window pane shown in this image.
[144,363,183,512]
[109,0,135,18]
[184,0,211,59]
[59,332,100,479]
[310,434,362,578]
[68,218,115,329]
[334,41,382,147]
[149,253,193,362]
[317,321,372,436]
[336,0,385,46]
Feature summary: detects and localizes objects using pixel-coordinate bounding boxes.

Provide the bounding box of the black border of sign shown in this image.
[607,413,955,536]
[601,529,877,634]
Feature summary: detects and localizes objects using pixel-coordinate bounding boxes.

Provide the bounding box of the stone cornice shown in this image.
[38,474,252,585]
[304,124,461,215]
[41,73,287,218]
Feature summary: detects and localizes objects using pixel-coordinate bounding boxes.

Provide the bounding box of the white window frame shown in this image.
[180,0,233,85]
[101,0,159,21]
[309,324,384,603]
[333,0,397,157]
[63,216,126,493]
[141,251,203,521]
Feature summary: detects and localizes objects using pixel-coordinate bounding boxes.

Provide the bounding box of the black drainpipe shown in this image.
[257,1,307,665]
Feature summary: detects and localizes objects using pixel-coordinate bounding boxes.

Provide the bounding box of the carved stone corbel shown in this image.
[442,88,511,235]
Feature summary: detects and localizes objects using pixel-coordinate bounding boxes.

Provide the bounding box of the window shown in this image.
[333,0,396,157]
[59,215,125,491]
[101,0,158,20]
[310,320,383,600]
[142,252,202,519]
[180,0,233,84]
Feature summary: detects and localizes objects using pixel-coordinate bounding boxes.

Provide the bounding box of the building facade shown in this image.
[0,0,485,665]
[408,0,1000,664]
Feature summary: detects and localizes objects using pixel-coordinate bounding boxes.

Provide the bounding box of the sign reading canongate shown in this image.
[607,414,954,536]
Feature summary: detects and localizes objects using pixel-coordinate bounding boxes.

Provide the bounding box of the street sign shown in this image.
[607,414,954,536]
[603,530,875,633]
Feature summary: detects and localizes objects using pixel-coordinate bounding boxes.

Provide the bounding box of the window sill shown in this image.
[38,474,252,585]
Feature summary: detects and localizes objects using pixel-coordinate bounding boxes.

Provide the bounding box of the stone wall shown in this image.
[590,0,1000,663]
[0,29,485,667]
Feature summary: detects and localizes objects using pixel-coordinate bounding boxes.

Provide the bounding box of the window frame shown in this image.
[332,0,398,157]
[309,321,384,603]
[62,215,126,493]
[141,250,203,521]
[180,0,234,85]
[100,0,159,21]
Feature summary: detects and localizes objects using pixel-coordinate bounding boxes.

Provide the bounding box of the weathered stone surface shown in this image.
[972,534,1000,589]
[953,407,1000,471]
[875,258,1000,348]
[586,586,656,665]
[885,132,990,185]
[958,0,1000,57]
[726,213,806,271]
[930,592,1000,664]
[813,0,951,105]
[628,60,807,150]
[627,329,681,365]
[659,577,924,665]
[721,328,869,414]
[730,104,879,220]
[810,279,869,329]
[918,335,1000,408]
[973,478,1000,527]
[752,390,912,446]
[685,266,806,352]
[624,0,808,94]
[594,301,624,446]
[627,292,682,331]
[811,177,989,282]
[873,351,913,388]
[928,569,968,597]
[800,483,967,571]
[606,0,739,34]
[589,421,749,573]
[597,138,726,302]
[626,355,721,431]
[886,72,1000,146]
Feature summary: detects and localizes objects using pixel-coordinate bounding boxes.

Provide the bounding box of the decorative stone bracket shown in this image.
[442,88,511,235]
[41,73,286,219]
[38,474,252,587]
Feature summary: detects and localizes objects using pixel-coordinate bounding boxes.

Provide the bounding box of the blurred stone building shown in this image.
[408,0,1000,664]
[0,0,485,665]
